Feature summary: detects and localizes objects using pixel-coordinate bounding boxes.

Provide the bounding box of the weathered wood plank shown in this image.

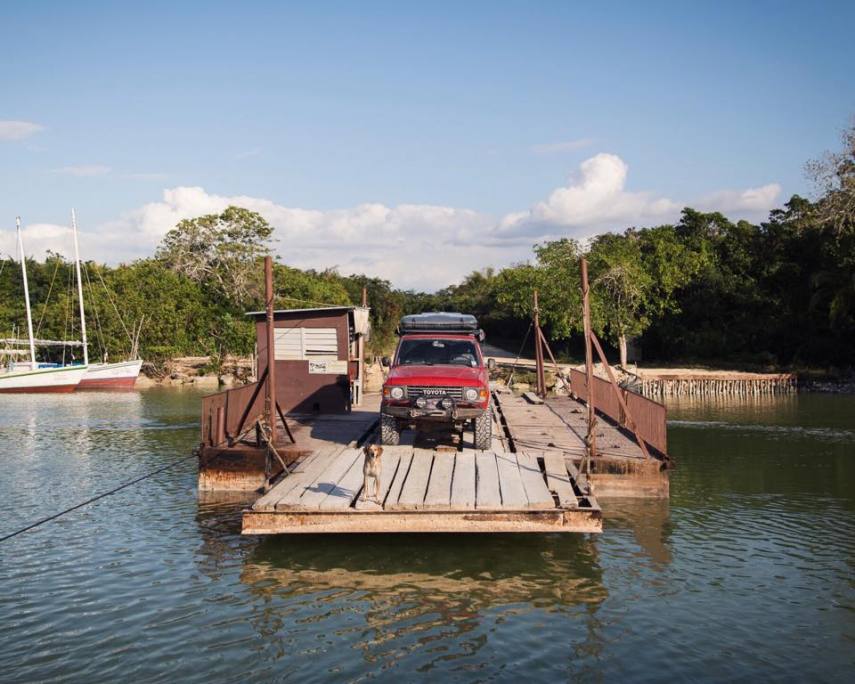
[543,451,578,508]
[292,448,363,510]
[275,446,351,509]
[242,508,603,535]
[490,406,506,452]
[475,451,501,509]
[390,448,434,510]
[263,445,344,511]
[517,451,555,509]
[253,450,324,511]
[522,391,544,405]
[423,451,454,509]
[354,447,403,510]
[564,456,589,492]
[383,448,414,508]
[450,449,476,510]
[495,452,528,508]
[319,450,367,510]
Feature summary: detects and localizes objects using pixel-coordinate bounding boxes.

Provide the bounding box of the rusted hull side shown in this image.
[198,444,307,491]
[199,445,271,492]
[580,456,670,498]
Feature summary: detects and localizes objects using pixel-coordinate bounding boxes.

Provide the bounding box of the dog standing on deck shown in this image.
[361,444,383,504]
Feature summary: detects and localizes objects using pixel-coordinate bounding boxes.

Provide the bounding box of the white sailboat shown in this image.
[72,210,143,390]
[0,218,88,393]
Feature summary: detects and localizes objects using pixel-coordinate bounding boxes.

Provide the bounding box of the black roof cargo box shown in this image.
[397,312,484,339]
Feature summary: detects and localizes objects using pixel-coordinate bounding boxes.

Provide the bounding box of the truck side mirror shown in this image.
[381,356,391,368]
[487,358,496,372]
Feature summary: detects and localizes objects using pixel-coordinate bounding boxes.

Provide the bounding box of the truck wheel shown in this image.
[381,414,401,445]
[473,411,492,450]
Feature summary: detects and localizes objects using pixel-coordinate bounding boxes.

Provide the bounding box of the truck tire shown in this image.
[473,411,491,450]
[380,414,401,446]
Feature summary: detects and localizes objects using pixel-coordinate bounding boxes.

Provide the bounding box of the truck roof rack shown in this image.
[397,312,485,340]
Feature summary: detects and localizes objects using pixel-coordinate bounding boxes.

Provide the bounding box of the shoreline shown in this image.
[489,356,855,395]
[134,355,854,395]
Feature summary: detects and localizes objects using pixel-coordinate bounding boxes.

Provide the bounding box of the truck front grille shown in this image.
[407,386,464,400]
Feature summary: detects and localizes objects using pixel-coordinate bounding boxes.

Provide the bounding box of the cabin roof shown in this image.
[244,306,365,318]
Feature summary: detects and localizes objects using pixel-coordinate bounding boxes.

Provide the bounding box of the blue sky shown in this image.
[1,1,853,289]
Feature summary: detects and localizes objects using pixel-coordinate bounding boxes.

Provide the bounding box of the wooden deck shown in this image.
[242,445,601,534]
[493,391,669,498]
[496,391,646,459]
[198,394,382,492]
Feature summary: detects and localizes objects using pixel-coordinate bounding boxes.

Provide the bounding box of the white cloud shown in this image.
[0,153,785,290]
[0,120,44,141]
[87,187,501,289]
[497,153,680,238]
[52,165,112,177]
[0,222,71,261]
[531,138,594,154]
[698,183,782,214]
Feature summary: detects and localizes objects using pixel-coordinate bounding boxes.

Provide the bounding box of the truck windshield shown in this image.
[396,339,479,367]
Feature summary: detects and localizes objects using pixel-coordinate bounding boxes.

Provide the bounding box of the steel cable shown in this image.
[0,451,198,544]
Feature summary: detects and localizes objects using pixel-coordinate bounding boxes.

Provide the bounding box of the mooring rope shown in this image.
[0,451,199,544]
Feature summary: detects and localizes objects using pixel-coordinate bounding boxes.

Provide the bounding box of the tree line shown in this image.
[2,124,852,371]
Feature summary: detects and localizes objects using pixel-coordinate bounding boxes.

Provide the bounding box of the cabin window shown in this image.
[274,328,338,360]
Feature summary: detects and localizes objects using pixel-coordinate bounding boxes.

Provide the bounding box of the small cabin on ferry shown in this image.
[245,306,370,414]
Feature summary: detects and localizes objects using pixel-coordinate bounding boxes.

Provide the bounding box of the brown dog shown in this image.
[362,444,383,503]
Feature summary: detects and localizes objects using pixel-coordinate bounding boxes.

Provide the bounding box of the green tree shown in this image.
[587,233,652,366]
[156,206,274,305]
[496,239,583,341]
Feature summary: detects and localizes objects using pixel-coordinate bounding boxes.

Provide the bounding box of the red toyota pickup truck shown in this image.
[380,313,493,449]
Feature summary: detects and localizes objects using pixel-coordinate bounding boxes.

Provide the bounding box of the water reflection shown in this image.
[189,491,682,677]
[5,389,852,681]
[602,498,673,566]
[239,534,606,669]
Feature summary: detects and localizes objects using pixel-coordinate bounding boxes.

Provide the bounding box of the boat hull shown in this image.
[78,360,143,390]
[0,365,88,393]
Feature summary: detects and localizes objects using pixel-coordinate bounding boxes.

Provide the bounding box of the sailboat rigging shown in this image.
[72,209,144,390]
[0,217,89,393]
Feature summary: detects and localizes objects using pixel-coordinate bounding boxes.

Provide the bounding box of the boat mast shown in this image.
[70,209,89,366]
[16,217,37,367]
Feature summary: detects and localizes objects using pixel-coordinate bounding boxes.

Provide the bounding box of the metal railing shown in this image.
[569,368,668,455]
[200,380,266,447]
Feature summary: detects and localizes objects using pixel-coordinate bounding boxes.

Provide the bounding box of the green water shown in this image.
[0,389,852,682]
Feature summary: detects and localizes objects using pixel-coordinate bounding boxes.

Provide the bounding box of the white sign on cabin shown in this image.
[308,359,348,375]
[274,328,339,361]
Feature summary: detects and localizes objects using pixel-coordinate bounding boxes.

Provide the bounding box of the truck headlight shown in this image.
[464,387,479,401]
[390,386,405,400]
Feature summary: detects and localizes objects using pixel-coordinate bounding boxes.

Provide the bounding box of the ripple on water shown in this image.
[1,391,854,682]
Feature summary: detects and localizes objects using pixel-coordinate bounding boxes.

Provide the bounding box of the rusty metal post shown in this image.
[215,406,226,446]
[533,289,546,398]
[264,256,277,445]
[355,286,367,406]
[581,258,597,459]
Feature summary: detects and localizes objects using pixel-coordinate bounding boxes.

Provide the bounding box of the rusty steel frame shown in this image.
[571,256,667,459]
[264,256,277,446]
[533,290,548,398]
[568,369,667,456]
[588,332,652,459]
[199,257,295,451]
[581,259,597,463]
